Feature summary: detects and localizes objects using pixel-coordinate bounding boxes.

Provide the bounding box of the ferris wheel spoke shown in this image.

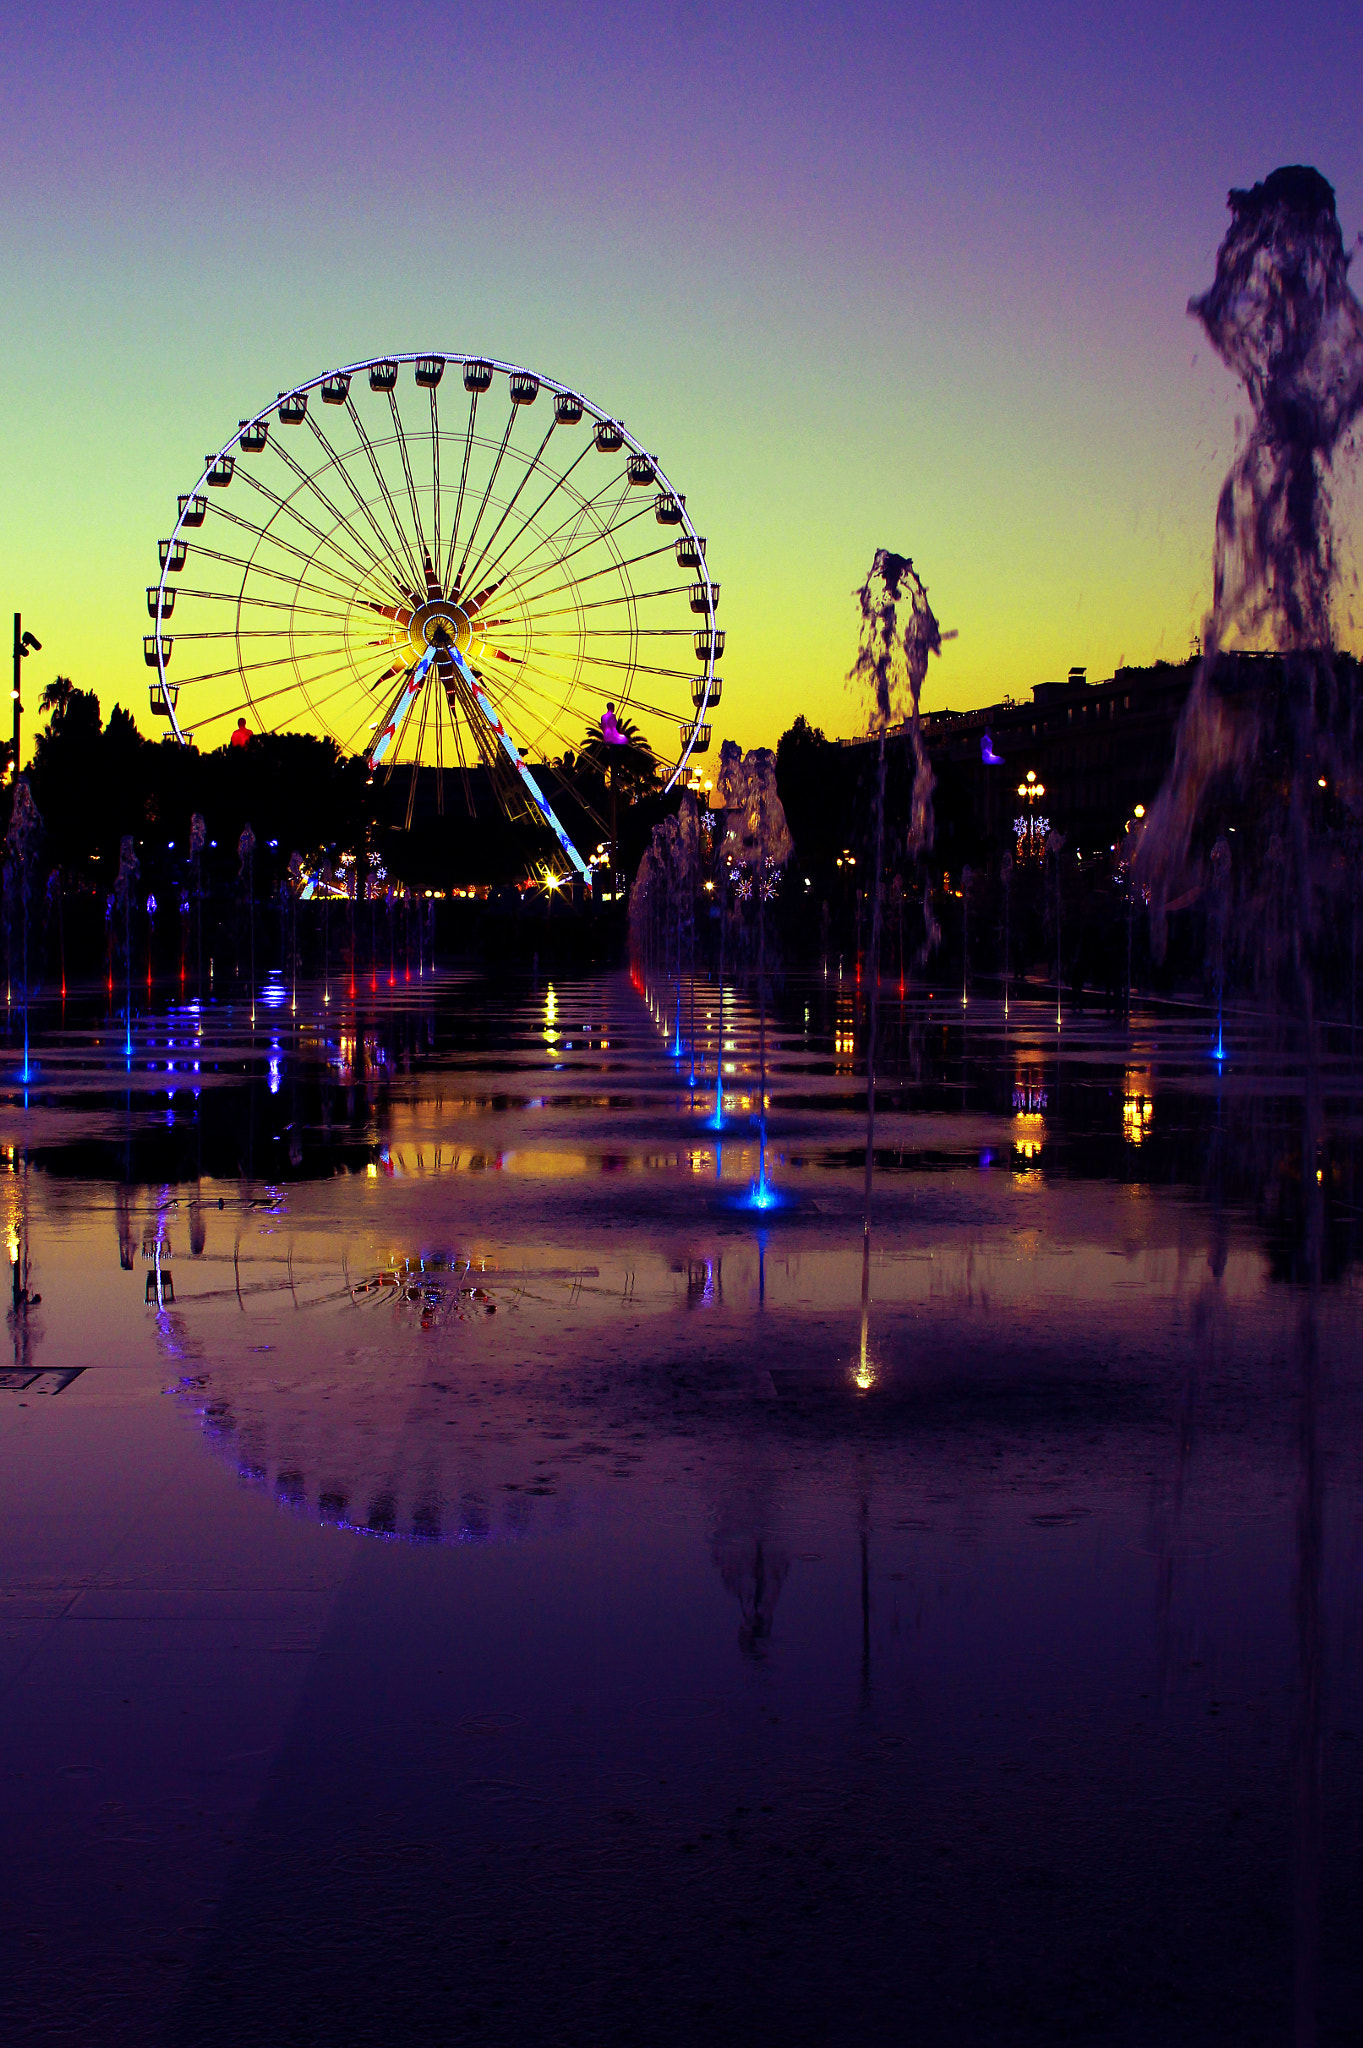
[482,648,649,768]
[402,681,436,829]
[186,653,382,732]
[303,408,421,597]
[452,403,517,597]
[171,642,387,690]
[265,662,387,739]
[382,670,427,777]
[442,387,481,594]
[508,466,639,589]
[456,647,590,879]
[432,660,444,815]
[205,492,383,598]
[167,627,358,644]
[512,583,693,628]
[386,387,432,573]
[483,658,587,748]
[502,666,670,777]
[229,457,386,588]
[188,538,365,615]
[545,646,701,684]
[458,432,598,606]
[429,388,441,579]
[344,395,425,592]
[439,660,476,814]
[457,417,559,599]
[607,685,698,725]
[333,655,414,760]
[255,435,411,603]
[512,626,692,640]
[267,650,404,731]
[489,490,652,615]
[179,588,371,633]
[496,538,676,615]
[560,475,637,564]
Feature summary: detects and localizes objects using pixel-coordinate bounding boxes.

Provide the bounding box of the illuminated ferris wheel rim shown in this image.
[149,350,718,795]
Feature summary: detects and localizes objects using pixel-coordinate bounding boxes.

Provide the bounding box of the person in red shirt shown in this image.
[229,717,251,748]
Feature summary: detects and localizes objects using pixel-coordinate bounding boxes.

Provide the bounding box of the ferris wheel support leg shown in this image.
[367,649,437,773]
[448,647,592,883]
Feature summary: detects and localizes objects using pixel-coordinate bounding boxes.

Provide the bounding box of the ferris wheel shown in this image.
[145,353,720,878]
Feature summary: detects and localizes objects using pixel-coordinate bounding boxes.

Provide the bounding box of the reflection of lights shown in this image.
[1012,1082,1046,1116]
[1013,1138,1042,1163]
[366,1163,378,1178]
[1122,1093,1154,1144]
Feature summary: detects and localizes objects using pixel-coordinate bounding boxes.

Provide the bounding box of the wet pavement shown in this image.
[1,967,1361,2044]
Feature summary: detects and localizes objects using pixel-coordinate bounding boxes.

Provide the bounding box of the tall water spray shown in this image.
[715,743,791,1199]
[1142,167,1363,1012]
[1140,168,1363,2040]
[848,551,943,1382]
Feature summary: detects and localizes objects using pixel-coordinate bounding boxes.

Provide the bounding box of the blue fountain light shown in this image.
[738,1127,792,1211]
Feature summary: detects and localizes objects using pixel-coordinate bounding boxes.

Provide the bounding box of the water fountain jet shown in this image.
[848,551,944,1366]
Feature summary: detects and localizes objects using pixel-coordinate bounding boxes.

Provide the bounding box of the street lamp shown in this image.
[11,616,41,780]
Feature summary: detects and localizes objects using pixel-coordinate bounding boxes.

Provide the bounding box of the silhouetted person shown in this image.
[229,716,251,748]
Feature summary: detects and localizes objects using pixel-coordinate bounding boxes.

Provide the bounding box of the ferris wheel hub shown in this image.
[408,598,474,659]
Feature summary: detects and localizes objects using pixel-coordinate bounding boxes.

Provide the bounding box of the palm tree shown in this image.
[38,676,74,727]
[575,705,657,869]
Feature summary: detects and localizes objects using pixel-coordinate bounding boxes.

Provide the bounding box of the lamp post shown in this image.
[11,615,41,780]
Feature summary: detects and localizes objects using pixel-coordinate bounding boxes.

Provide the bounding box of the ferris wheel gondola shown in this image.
[146,353,720,876]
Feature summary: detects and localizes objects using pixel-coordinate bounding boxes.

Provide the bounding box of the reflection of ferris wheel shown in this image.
[146,353,720,877]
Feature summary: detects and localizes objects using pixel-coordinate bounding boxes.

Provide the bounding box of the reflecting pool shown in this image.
[1,969,1360,2044]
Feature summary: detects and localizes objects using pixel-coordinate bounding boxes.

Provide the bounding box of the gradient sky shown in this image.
[2,0,1361,764]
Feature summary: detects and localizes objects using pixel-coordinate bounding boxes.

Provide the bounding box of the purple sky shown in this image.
[2,0,1361,747]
